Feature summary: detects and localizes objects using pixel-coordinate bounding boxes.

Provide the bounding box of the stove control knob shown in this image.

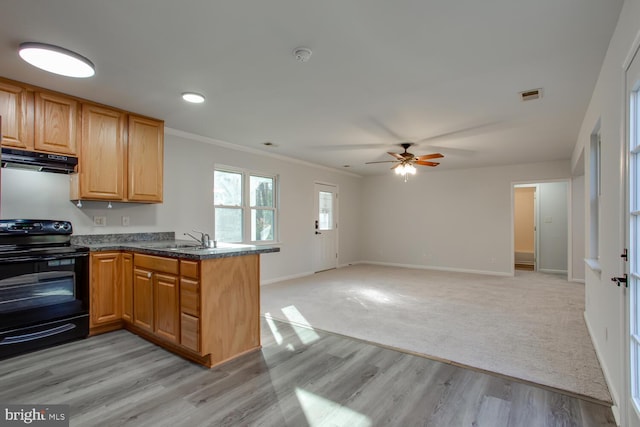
[53,222,61,230]
[62,223,71,231]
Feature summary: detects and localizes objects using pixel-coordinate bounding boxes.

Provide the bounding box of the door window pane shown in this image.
[215,208,242,242]
[250,176,273,207]
[318,191,333,230]
[251,209,274,241]
[214,170,242,206]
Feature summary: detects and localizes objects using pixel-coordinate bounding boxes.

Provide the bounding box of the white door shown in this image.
[313,183,337,272]
[626,46,640,427]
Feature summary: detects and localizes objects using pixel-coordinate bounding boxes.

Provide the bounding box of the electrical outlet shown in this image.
[122,216,130,226]
[93,216,107,226]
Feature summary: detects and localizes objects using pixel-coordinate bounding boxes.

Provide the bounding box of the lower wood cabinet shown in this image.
[89,249,261,368]
[153,272,179,343]
[133,267,154,333]
[122,253,133,323]
[133,254,179,344]
[89,252,123,335]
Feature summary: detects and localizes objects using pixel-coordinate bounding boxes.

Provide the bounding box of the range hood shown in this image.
[1,147,77,174]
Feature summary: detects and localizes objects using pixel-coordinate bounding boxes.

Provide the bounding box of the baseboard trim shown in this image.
[360,260,512,277]
[538,268,568,275]
[584,311,620,425]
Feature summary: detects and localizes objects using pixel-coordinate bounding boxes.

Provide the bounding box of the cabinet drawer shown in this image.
[180,278,199,316]
[180,260,199,279]
[134,254,179,275]
[181,313,200,352]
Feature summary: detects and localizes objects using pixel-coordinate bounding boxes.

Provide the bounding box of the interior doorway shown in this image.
[514,185,537,271]
[512,180,570,277]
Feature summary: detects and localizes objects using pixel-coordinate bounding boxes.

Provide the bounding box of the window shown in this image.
[214,168,277,244]
[589,131,601,259]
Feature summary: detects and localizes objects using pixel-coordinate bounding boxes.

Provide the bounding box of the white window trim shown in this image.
[214,165,279,245]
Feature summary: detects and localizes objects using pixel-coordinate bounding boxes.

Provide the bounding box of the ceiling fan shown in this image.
[365,143,443,178]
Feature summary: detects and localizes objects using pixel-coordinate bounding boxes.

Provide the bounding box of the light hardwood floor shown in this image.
[0,319,615,427]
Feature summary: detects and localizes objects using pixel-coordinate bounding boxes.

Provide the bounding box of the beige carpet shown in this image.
[261,264,611,404]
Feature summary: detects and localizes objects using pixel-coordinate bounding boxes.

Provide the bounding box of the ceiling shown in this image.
[0,0,623,175]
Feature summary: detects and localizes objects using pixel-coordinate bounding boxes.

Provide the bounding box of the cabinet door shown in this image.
[0,80,31,149]
[154,273,179,343]
[34,91,79,155]
[90,252,122,327]
[128,115,164,202]
[122,253,133,323]
[80,103,125,200]
[133,267,154,332]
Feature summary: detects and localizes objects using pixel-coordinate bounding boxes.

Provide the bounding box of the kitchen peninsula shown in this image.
[73,232,279,368]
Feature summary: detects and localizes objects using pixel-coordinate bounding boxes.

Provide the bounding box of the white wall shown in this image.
[571,175,585,282]
[359,160,571,275]
[571,0,638,420]
[537,182,569,274]
[0,130,363,284]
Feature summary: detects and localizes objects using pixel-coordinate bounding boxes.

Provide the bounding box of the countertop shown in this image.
[78,239,280,260]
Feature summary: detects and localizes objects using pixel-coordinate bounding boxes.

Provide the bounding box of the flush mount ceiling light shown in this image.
[182,92,205,103]
[18,42,95,78]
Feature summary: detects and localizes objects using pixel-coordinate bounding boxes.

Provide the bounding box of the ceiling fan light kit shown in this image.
[365,142,443,181]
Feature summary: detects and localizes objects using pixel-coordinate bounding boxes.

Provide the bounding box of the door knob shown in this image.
[611,274,628,287]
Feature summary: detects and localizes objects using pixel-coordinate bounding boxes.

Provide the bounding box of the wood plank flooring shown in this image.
[0,318,615,427]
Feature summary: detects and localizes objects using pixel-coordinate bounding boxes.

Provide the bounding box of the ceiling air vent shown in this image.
[520,88,542,101]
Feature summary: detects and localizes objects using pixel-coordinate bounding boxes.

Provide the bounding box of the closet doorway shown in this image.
[514,185,537,271]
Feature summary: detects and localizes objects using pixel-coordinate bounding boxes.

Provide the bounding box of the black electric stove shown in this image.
[0,219,89,359]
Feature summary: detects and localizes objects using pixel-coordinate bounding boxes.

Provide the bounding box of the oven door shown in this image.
[0,252,89,332]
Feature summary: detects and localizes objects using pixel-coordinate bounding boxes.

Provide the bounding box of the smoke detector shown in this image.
[293,47,312,62]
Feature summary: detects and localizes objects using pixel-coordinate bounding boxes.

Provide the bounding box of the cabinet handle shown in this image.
[147,272,152,278]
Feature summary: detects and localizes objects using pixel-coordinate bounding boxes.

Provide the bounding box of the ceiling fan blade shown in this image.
[416,153,444,161]
[391,163,402,170]
[387,152,404,160]
[415,121,501,145]
[415,161,440,167]
[365,160,400,164]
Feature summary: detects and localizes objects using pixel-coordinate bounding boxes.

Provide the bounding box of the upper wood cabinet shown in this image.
[70,106,164,203]
[74,103,126,200]
[34,91,79,155]
[0,76,164,204]
[0,80,32,150]
[128,115,164,202]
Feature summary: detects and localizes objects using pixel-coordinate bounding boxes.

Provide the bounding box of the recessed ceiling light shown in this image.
[182,92,205,103]
[18,42,95,78]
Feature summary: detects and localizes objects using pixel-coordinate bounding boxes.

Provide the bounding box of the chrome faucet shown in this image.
[184,230,216,248]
